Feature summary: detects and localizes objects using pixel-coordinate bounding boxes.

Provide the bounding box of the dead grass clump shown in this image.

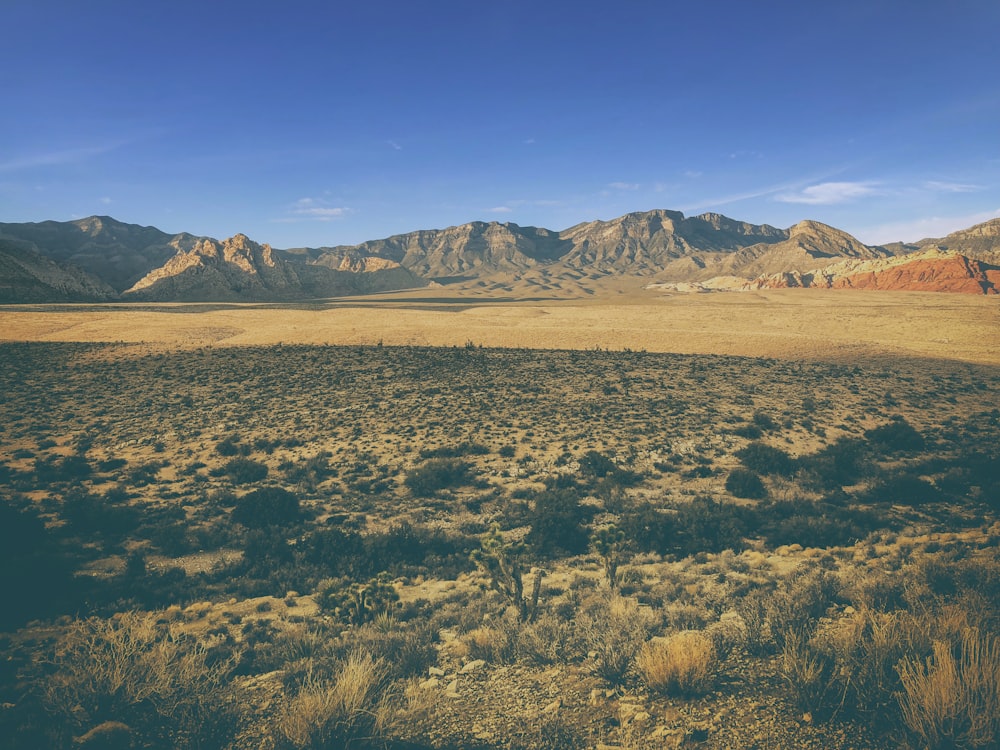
[637,630,718,697]
[44,610,237,748]
[463,610,520,663]
[518,610,582,665]
[897,628,1000,750]
[580,595,659,685]
[274,651,389,749]
[780,628,837,716]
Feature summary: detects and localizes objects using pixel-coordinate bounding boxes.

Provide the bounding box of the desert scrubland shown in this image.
[0,291,999,749]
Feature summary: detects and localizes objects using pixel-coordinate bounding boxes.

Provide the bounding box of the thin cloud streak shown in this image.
[776,181,880,205]
[274,198,353,223]
[923,180,982,193]
[0,144,121,172]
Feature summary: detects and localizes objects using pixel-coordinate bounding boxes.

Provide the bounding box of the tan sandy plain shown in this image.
[1,289,998,365]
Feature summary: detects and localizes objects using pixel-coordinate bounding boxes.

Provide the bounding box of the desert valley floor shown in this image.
[1,289,998,750]
[1,289,998,364]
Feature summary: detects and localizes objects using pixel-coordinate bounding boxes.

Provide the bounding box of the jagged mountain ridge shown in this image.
[124,233,423,302]
[1,211,998,302]
[0,216,200,292]
[904,218,1000,267]
[0,237,117,303]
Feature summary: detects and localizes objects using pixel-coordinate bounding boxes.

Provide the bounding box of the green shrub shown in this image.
[317,573,399,626]
[798,437,872,491]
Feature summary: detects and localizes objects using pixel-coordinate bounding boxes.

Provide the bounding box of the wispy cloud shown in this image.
[682,170,703,179]
[0,144,120,173]
[487,206,512,213]
[922,180,982,193]
[274,198,353,223]
[100,197,113,205]
[775,181,880,205]
[387,140,402,151]
[608,181,640,191]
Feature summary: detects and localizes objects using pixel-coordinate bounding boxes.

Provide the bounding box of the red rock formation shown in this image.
[744,250,1000,295]
[830,255,998,294]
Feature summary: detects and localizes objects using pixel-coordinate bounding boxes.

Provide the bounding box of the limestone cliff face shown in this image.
[124,234,302,301]
[558,210,786,274]
[125,233,424,301]
[910,218,1000,266]
[319,210,789,283]
[315,221,569,279]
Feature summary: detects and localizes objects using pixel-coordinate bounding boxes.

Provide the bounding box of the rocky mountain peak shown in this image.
[787,219,883,259]
[947,218,1000,239]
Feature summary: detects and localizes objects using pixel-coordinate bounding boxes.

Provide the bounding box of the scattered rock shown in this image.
[73,721,132,749]
[459,659,486,674]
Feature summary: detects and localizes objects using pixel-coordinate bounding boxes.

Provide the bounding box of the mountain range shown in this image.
[1,210,998,303]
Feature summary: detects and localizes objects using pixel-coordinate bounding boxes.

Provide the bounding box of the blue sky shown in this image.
[2,0,998,247]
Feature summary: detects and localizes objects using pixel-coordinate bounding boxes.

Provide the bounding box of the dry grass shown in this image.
[897,628,1000,750]
[44,611,236,747]
[2,288,997,364]
[274,651,389,749]
[636,630,718,697]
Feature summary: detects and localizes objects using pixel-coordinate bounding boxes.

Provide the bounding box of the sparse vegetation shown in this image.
[0,340,997,749]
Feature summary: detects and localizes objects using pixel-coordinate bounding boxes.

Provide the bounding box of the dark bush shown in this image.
[862,473,943,505]
[619,502,675,555]
[725,468,768,499]
[404,458,473,497]
[231,487,300,528]
[864,418,925,453]
[61,489,139,539]
[755,500,877,549]
[733,424,763,439]
[752,411,777,431]
[526,487,591,556]
[735,442,794,476]
[0,500,79,628]
[797,437,871,491]
[32,454,93,484]
[674,496,746,555]
[222,458,269,484]
[578,450,617,478]
[419,442,489,459]
[215,436,245,457]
